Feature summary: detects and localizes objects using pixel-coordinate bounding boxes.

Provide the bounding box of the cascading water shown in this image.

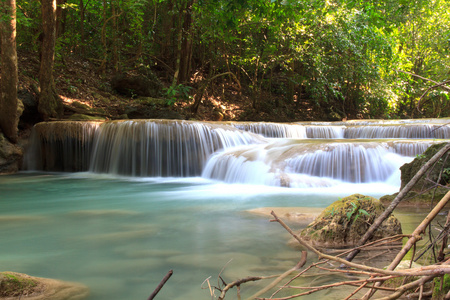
[344,124,450,139]
[89,120,264,176]
[23,121,100,172]
[23,118,447,187]
[201,140,415,187]
[228,122,308,138]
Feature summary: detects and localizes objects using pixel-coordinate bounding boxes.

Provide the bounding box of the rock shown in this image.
[68,114,106,121]
[380,142,450,206]
[0,271,89,300]
[0,132,23,174]
[297,194,402,248]
[400,142,450,191]
[246,207,322,225]
[18,87,40,128]
[111,74,162,98]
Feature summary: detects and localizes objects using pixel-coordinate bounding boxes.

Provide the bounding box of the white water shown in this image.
[23,119,447,188]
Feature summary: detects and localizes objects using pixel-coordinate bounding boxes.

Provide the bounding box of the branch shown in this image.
[396,70,450,91]
[246,251,307,300]
[147,270,173,300]
[270,211,450,277]
[362,190,450,299]
[344,143,450,263]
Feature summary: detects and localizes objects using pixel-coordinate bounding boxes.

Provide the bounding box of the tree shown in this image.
[0,0,20,143]
[38,0,63,120]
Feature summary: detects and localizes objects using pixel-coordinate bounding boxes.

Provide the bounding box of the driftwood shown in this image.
[147,270,173,300]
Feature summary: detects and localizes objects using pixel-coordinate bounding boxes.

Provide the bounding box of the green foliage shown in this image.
[442,168,450,185]
[13,0,450,119]
[346,201,370,222]
[433,274,450,298]
[163,84,192,106]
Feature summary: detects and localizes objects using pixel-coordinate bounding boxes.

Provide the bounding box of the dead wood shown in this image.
[344,143,450,263]
[147,269,173,300]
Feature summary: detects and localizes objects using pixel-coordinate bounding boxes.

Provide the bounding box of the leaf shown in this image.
[358,209,370,216]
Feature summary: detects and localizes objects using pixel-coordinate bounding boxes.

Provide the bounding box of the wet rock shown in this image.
[400,142,450,191]
[0,132,23,174]
[380,142,450,206]
[297,194,402,248]
[0,271,89,300]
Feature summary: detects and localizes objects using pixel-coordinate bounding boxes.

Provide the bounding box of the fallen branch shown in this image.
[270,211,450,277]
[246,251,307,300]
[344,143,450,263]
[362,190,450,299]
[147,270,173,300]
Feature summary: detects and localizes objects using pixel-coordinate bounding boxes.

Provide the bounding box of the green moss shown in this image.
[68,113,106,121]
[433,274,450,298]
[71,101,91,110]
[0,272,38,297]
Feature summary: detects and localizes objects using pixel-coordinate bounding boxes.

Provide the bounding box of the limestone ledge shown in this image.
[246,207,323,224]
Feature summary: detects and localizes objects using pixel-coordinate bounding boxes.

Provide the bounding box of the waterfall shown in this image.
[23,121,100,172]
[305,126,345,139]
[202,140,415,187]
[24,118,448,187]
[24,120,264,177]
[89,120,263,177]
[228,122,308,138]
[344,124,450,139]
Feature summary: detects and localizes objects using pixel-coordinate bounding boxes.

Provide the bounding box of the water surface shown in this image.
[0,172,412,299]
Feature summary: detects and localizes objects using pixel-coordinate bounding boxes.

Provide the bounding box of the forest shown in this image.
[1,0,450,143]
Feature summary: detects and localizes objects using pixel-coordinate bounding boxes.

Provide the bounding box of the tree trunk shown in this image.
[0,0,20,143]
[38,0,63,120]
[78,0,84,54]
[178,0,194,83]
[56,0,65,39]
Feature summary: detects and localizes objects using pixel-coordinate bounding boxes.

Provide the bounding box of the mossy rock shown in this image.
[0,271,88,300]
[71,101,91,110]
[68,113,106,121]
[0,272,38,297]
[380,188,449,207]
[400,142,450,191]
[297,194,402,248]
[381,142,450,206]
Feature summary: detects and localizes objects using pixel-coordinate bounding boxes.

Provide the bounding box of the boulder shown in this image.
[380,142,450,206]
[111,74,162,98]
[297,194,402,248]
[0,272,89,300]
[400,142,450,191]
